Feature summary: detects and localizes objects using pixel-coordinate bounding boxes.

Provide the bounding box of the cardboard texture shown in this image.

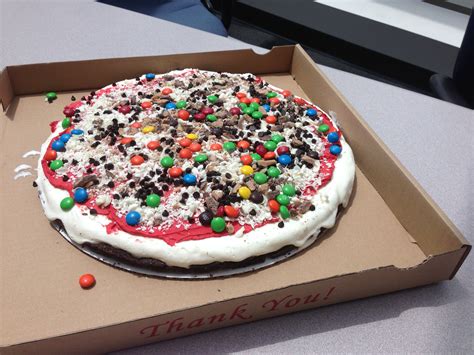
[0,46,470,354]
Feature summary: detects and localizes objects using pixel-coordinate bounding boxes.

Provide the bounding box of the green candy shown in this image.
[223,141,236,152]
[266,91,277,98]
[276,194,290,206]
[46,92,57,100]
[239,102,248,109]
[207,95,218,104]
[267,166,281,177]
[160,156,174,168]
[194,154,208,163]
[50,160,63,171]
[253,172,268,185]
[282,184,296,196]
[318,124,330,133]
[263,141,277,151]
[61,118,71,129]
[249,102,260,110]
[280,205,290,219]
[176,100,187,109]
[60,197,74,211]
[251,153,262,161]
[211,217,226,233]
[271,134,284,144]
[206,114,217,122]
[146,194,161,207]
[243,107,254,115]
[251,111,263,120]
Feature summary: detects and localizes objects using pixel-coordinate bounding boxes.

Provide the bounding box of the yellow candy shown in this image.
[142,126,155,133]
[238,186,251,199]
[240,165,254,175]
[186,133,198,140]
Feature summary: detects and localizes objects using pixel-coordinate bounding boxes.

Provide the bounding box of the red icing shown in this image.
[41,76,339,246]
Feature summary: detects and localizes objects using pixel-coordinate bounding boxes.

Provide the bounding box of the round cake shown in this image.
[36,69,355,272]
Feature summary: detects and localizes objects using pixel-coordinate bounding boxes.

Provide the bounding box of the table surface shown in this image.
[1,1,473,353]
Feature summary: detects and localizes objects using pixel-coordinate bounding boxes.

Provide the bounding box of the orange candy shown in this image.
[268,199,280,213]
[269,97,280,105]
[224,205,239,218]
[178,110,190,120]
[130,155,145,166]
[179,138,192,147]
[237,140,250,150]
[240,154,253,165]
[263,151,276,160]
[121,137,134,145]
[79,274,95,289]
[265,115,277,124]
[44,149,57,161]
[189,142,201,152]
[236,92,247,99]
[169,167,183,178]
[282,90,292,97]
[131,122,142,128]
[239,97,251,105]
[147,141,160,150]
[141,101,152,109]
[210,143,222,151]
[162,88,173,95]
[250,97,260,103]
[179,148,193,159]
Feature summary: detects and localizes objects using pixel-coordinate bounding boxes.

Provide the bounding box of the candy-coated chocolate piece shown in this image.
[179,138,192,147]
[179,148,193,159]
[271,134,284,143]
[265,115,277,124]
[74,187,88,203]
[238,186,251,199]
[240,154,253,165]
[63,107,75,117]
[46,92,57,100]
[61,118,71,129]
[223,141,236,152]
[176,100,187,109]
[44,149,57,161]
[276,146,290,156]
[131,122,142,128]
[210,143,222,151]
[186,133,198,140]
[183,173,197,185]
[60,134,71,143]
[267,166,281,177]
[239,102,248,109]
[267,91,277,98]
[282,184,296,197]
[224,205,239,218]
[169,167,183,178]
[249,102,260,110]
[50,159,63,170]
[201,106,214,115]
[269,97,280,105]
[251,153,262,161]
[306,108,317,116]
[229,107,241,115]
[178,110,190,120]
[211,217,226,233]
[52,140,65,151]
[118,105,131,114]
[318,124,329,133]
[276,194,290,206]
[236,92,247,99]
[206,114,217,122]
[145,73,155,80]
[253,172,268,185]
[126,211,141,225]
[263,151,276,160]
[162,88,173,95]
[255,144,267,156]
[240,165,254,175]
[277,154,292,165]
[268,199,280,212]
[243,107,254,115]
[327,131,340,143]
[263,141,277,151]
[251,111,263,119]
[240,97,251,105]
[237,140,250,150]
[216,205,225,217]
[280,205,290,219]
[165,102,177,110]
[142,126,155,133]
[194,154,208,163]
[131,155,145,165]
[146,194,161,207]
[249,191,264,204]
[121,137,133,145]
[147,141,160,150]
[60,197,74,211]
[262,104,270,112]
[207,95,218,104]
[160,156,174,168]
[193,112,205,121]
[189,142,202,152]
[79,274,95,289]
[71,129,84,135]
[199,210,214,226]
[282,90,292,97]
[141,101,152,109]
[330,145,342,155]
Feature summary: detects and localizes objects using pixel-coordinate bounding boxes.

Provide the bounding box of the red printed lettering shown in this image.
[285,297,301,308]
[208,313,226,324]
[187,318,205,329]
[139,321,169,338]
[262,295,292,312]
[167,317,184,333]
[229,303,252,320]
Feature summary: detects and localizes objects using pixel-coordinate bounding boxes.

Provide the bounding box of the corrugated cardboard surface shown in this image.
[0,46,469,351]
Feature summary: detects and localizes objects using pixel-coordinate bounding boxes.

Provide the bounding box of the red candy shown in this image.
[169,167,183,178]
[141,101,152,109]
[178,110,190,120]
[118,105,131,114]
[268,200,280,213]
[239,97,251,105]
[255,144,267,156]
[193,112,205,121]
[294,97,306,105]
[131,122,142,128]
[263,152,276,160]
[147,141,160,150]
[250,98,260,103]
[236,92,247,99]
[224,205,239,218]
[237,140,250,150]
[266,115,277,124]
[63,107,75,117]
[179,148,193,159]
[276,146,290,155]
[121,137,134,145]
[79,274,95,289]
[216,205,225,217]
[240,154,253,165]
[269,97,280,105]
[282,90,292,97]
[189,142,201,152]
[179,138,192,147]
[229,107,241,115]
[130,155,144,165]
[44,149,57,161]
[210,143,222,151]
[201,107,214,115]
[162,88,173,95]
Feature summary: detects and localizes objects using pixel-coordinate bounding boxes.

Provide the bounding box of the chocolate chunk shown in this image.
[249,191,264,204]
[257,159,277,167]
[73,174,99,188]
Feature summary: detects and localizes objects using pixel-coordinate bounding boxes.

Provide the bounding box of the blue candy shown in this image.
[145,73,155,81]
[60,133,72,143]
[126,211,141,226]
[183,173,197,185]
[74,187,88,203]
[306,108,317,116]
[51,140,65,151]
[165,102,177,110]
[262,104,270,112]
[327,132,340,143]
[71,129,84,135]
[278,154,292,166]
[330,145,342,155]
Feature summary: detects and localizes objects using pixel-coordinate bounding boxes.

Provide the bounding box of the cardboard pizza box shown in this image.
[0,45,470,354]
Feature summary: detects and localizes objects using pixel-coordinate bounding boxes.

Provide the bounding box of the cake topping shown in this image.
[79,274,96,289]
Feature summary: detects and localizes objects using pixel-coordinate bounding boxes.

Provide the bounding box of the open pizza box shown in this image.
[0,45,470,354]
